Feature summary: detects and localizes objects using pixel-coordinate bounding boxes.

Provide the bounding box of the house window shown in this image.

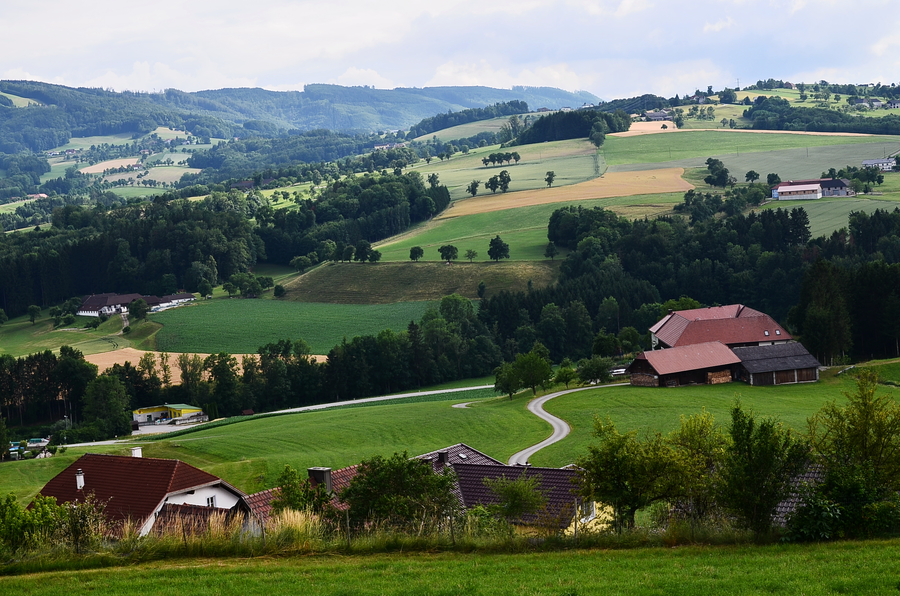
[764,330,770,336]
[579,500,596,522]
[206,496,216,508]
[775,330,781,335]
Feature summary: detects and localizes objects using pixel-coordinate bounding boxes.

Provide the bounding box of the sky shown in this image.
[2,0,899,100]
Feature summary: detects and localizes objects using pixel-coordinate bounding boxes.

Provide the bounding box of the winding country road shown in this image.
[507,383,628,465]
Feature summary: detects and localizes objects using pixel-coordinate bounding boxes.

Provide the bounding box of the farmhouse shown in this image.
[774,183,822,200]
[862,158,895,172]
[649,304,791,350]
[77,292,195,317]
[626,341,741,387]
[888,101,900,109]
[772,179,855,200]
[645,110,672,121]
[731,343,821,385]
[36,451,249,536]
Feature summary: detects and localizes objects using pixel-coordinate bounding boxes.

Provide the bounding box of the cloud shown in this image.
[703,16,734,32]
[424,60,584,92]
[333,68,395,89]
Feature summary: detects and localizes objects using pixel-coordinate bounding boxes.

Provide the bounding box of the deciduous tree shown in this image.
[487,235,509,261]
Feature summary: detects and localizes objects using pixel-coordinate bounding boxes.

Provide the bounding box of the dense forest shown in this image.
[744,96,900,134]
[514,109,632,146]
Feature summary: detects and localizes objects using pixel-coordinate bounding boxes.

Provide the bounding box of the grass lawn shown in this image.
[0,390,540,500]
[406,139,599,199]
[531,370,856,468]
[3,539,900,594]
[150,298,435,354]
[282,261,559,303]
[376,192,684,263]
[760,197,900,238]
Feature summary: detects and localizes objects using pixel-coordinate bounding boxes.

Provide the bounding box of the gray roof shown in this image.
[731,342,820,374]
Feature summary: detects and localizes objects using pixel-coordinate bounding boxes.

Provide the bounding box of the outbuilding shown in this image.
[731,343,821,386]
[626,341,741,387]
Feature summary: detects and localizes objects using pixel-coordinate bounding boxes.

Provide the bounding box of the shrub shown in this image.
[122,325,131,333]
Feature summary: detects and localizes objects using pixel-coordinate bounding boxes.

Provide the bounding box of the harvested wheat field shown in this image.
[439,168,692,218]
[85,348,326,383]
[79,158,140,174]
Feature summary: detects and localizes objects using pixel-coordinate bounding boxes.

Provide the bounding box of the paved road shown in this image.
[507,383,629,465]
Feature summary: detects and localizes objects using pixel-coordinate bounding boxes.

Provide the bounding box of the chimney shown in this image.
[131,446,142,458]
[76,469,85,491]
[307,467,333,493]
[437,451,449,465]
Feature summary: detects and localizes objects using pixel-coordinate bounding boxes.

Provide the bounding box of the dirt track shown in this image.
[84,348,327,384]
[437,168,692,218]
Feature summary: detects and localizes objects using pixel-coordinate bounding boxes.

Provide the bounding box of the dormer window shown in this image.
[775,330,780,335]
[764,330,770,336]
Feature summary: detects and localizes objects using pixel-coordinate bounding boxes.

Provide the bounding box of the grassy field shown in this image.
[376,191,685,263]
[0,390,539,500]
[406,139,599,199]
[39,157,77,182]
[103,165,199,185]
[3,540,900,595]
[150,298,436,354]
[414,111,552,142]
[0,91,42,107]
[531,370,855,467]
[602,130,900,166]
[761,197,900,238]
[283,261,559,303]
[0,312,130,358]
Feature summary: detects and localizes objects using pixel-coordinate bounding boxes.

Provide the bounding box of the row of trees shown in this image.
[579,370,900,540]
[408,236,511,263]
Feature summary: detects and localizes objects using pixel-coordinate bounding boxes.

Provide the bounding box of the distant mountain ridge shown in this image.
[0,80,600,152]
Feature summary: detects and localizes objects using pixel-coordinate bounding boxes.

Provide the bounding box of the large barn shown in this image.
[649,304,791,349]
[626,341,741,387]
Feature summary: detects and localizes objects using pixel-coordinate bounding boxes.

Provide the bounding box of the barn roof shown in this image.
[37,454,243,527]
[637,341,740,376]
[731,343,821,373]
[650,304,790,348]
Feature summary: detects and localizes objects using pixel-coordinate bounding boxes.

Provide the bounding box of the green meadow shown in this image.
[406,139,599,199]
[762,197,900,238]
[3,540,899,595]
[0,313,128,358]
[150,298,435,354]
[376,192,685,263]
[414,111,552,142]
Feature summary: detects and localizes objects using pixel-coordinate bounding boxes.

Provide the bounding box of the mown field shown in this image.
[0,313,129,358]
[283,261,559,303]
[762,197,900,238]
[406,139,599,199]
[150,298,436,354]
[531,369,858,468]
[0,389,535,500]
[413,111,552,142]
[0,91,42,107]
[376,191,685,263]
[3,540,899,595]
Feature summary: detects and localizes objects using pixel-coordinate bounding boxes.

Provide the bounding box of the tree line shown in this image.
[404,101,529,139]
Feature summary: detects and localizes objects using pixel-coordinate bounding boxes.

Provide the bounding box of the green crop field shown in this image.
[761,197,900,238]
[150,298,435,354]
[376,192,685,263]
[406,139,599,199]
[531,370,856,468]
[0,312,129,358]
[283,261,559,303]
[603,130,900,167]
[3,540,899,595]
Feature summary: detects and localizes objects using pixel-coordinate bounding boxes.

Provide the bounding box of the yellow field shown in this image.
[104,166,200,185]
[437,168,692,218]
[80,158,139,174]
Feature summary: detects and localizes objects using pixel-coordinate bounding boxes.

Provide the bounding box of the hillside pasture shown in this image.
[407,139,599,199]
[0,91,42,107]
[39,157,77,182]
[51,133,136,152]
[761,197,900,238]
[414,111,552,142]
[0,313,130,358]
[376,190,686,263]
[148,126,188,140]
[103,165,200,185]
[150,299,435,355]
[531,370,855,468]
[282,261,559,303]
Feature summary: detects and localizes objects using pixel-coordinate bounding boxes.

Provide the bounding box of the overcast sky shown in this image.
[3,1,898,99]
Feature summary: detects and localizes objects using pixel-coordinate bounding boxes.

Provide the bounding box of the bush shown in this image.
[274,284,286,297]
[122,325,131,334]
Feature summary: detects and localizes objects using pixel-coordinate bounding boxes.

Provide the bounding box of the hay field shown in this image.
[104,166,200,185]
[414,111,551,142]
[406,139,599,199]
[0,91,42,107]
[52,133,135,152]
[761,197,900,238]
[79,157,139,174]
[439,168,691,218]
[39,157,76,182]
[283,261,559,303]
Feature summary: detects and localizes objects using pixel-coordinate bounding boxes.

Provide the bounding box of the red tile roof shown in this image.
[638,341,740,375]
[37,454,235,527]
[245,488,278,525]
[650,304,789,348]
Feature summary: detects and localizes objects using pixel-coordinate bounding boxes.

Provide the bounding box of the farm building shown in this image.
[771,178,855,199]
[774,183,822,200]
[649,304,791,350]
[77,292,195,317]
[862,158,895,172]
[626,341,741,387]
[35,452,249,536]
[731,343,821,386]
[132,403,204,424]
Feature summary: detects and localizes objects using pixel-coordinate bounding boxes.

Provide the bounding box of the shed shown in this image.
[731,343,821,386]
